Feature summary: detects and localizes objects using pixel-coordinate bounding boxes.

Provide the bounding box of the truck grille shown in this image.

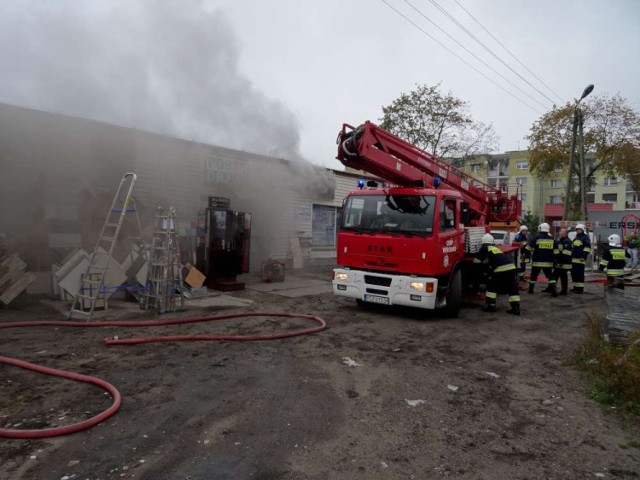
[366,288,388,295]
[364,275,392,287]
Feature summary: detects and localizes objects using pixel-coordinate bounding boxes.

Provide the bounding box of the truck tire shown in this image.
[441,269,461,318]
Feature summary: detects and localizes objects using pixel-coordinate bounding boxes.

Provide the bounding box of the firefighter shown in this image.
[514,225,530,283]
[598,234,629,289]
[527,222,557,295]
[553,227,572,295]
[474,233,521,316]
[571,223,591,294]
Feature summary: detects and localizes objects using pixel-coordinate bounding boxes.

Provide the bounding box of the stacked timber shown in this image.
[0,253,36,306]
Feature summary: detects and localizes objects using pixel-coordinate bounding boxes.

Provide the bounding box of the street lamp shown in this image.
[563,84,595,222]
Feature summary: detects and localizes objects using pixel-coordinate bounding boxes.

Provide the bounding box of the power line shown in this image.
[380,0,544,115]
[451,0,565,104]
[404,0,549,110]
[427,0,558,106]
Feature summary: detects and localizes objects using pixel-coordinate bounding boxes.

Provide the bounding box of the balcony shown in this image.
[626,202,640,210]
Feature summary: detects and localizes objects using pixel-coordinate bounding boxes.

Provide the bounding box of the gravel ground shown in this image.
[1,271,639,480]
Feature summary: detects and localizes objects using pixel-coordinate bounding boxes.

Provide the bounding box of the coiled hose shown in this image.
[0,312,326,439]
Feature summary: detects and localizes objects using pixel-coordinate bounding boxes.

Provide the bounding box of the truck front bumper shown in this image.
[332,269,438,309]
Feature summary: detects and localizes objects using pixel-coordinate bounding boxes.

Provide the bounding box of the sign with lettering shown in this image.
[208,196,230,209]
[205,155,249,185]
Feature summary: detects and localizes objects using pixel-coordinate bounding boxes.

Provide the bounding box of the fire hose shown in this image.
[0,312,326,439]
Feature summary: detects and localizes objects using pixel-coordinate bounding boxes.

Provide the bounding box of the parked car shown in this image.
[491,230,511,246]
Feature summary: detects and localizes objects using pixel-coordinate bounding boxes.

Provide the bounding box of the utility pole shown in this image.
[563,84,594,221]
[578,108,588,220]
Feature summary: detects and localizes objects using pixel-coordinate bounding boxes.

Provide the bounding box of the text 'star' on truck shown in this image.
[332,121,522,317]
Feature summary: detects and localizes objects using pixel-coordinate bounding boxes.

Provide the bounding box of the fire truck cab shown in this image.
[332,122,521,316]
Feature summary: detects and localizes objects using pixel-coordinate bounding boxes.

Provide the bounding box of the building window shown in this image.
[516,161,529,170]
[515,176,528,186]
[603,177,618,186]
[312,204,336,247]
[519,192,527,202]
[602,193,618,203]
[470,164,481,173]
[550,179,562,188]
[549,195,563,204]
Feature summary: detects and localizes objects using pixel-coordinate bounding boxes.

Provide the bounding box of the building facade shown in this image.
[459,150,640,225]
[0,103,372,278]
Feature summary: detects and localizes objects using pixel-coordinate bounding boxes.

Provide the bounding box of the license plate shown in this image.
[364,294,390,305]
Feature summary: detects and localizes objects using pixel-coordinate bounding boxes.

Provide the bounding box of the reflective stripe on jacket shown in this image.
[571,232,591,263]
[475,244,516,272]
[599,247,629,277]
[527,233,557,268]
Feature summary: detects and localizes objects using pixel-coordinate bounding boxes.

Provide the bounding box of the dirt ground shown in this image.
[1,268,639,480]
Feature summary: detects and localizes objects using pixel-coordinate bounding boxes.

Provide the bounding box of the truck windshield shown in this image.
[340,194,435,235]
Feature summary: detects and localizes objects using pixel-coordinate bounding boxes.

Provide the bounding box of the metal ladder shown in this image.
[68,173,142,321]
[140,207,184,314]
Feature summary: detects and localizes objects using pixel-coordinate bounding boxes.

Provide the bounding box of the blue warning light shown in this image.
[358,178,366,189]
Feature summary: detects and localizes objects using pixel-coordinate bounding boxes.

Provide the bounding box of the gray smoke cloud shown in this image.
[0,0,301,160]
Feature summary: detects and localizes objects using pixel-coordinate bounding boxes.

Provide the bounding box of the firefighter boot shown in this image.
[571,286,584,294]
[541,285,553,293]
[550,284,558,297]
[506,302,520,316]
[528,283,534,294]
[482,302,497,313]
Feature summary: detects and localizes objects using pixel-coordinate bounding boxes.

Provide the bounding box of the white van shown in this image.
[491,230,511,246]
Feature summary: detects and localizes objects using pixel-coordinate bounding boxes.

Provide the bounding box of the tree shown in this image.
[527,93,640,196]
[380,83,499,160]
[520,211,540,232]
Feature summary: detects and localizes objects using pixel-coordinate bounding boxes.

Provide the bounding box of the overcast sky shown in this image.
[1,0,638,170]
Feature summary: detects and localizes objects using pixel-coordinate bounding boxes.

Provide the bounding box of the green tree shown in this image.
[520,211,540,232]
[527,93,640,195]
[380,83,499,159]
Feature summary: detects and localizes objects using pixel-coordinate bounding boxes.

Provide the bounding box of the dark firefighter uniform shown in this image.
[554,236,573,295]
[598,246,629,289]
[514,231,530,283]
[571,232,591,293]
[475,243,521,316]
[526,233,558,295]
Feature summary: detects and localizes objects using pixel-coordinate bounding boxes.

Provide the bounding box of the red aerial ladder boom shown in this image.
[337,121,521,225]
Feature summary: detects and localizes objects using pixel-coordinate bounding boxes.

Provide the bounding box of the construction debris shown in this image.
[0,253,36,306]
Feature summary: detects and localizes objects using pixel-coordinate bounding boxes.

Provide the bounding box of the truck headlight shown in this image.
[410,282,425,291]
[336,272,349,281]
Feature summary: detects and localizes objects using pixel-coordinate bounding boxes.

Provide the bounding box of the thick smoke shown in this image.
[0,0,301,160]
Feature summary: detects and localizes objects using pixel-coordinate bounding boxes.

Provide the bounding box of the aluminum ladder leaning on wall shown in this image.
[68,172,143,321]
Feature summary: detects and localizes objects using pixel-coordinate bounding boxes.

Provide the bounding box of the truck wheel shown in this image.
[442,269,462,318]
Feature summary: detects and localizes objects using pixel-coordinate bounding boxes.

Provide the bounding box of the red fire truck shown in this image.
[332,121,522,316]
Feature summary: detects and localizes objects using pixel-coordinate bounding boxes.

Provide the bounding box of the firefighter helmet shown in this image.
[538,223,550,233]
[481,233,494,244]
[518,225,528,232]
[575,223,586,232]
[608,234,621,246]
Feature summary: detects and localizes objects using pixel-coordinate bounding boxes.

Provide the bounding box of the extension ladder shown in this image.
[140,207,184,314]
[68,173,143,321]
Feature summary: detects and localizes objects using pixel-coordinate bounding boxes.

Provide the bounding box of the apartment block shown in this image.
[458,151,640,222]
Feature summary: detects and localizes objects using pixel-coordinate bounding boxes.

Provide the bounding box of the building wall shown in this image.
[0,103,343,271]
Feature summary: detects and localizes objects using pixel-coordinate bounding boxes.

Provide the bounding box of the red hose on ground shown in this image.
[0,356,121,439]
[0,312,326,438]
